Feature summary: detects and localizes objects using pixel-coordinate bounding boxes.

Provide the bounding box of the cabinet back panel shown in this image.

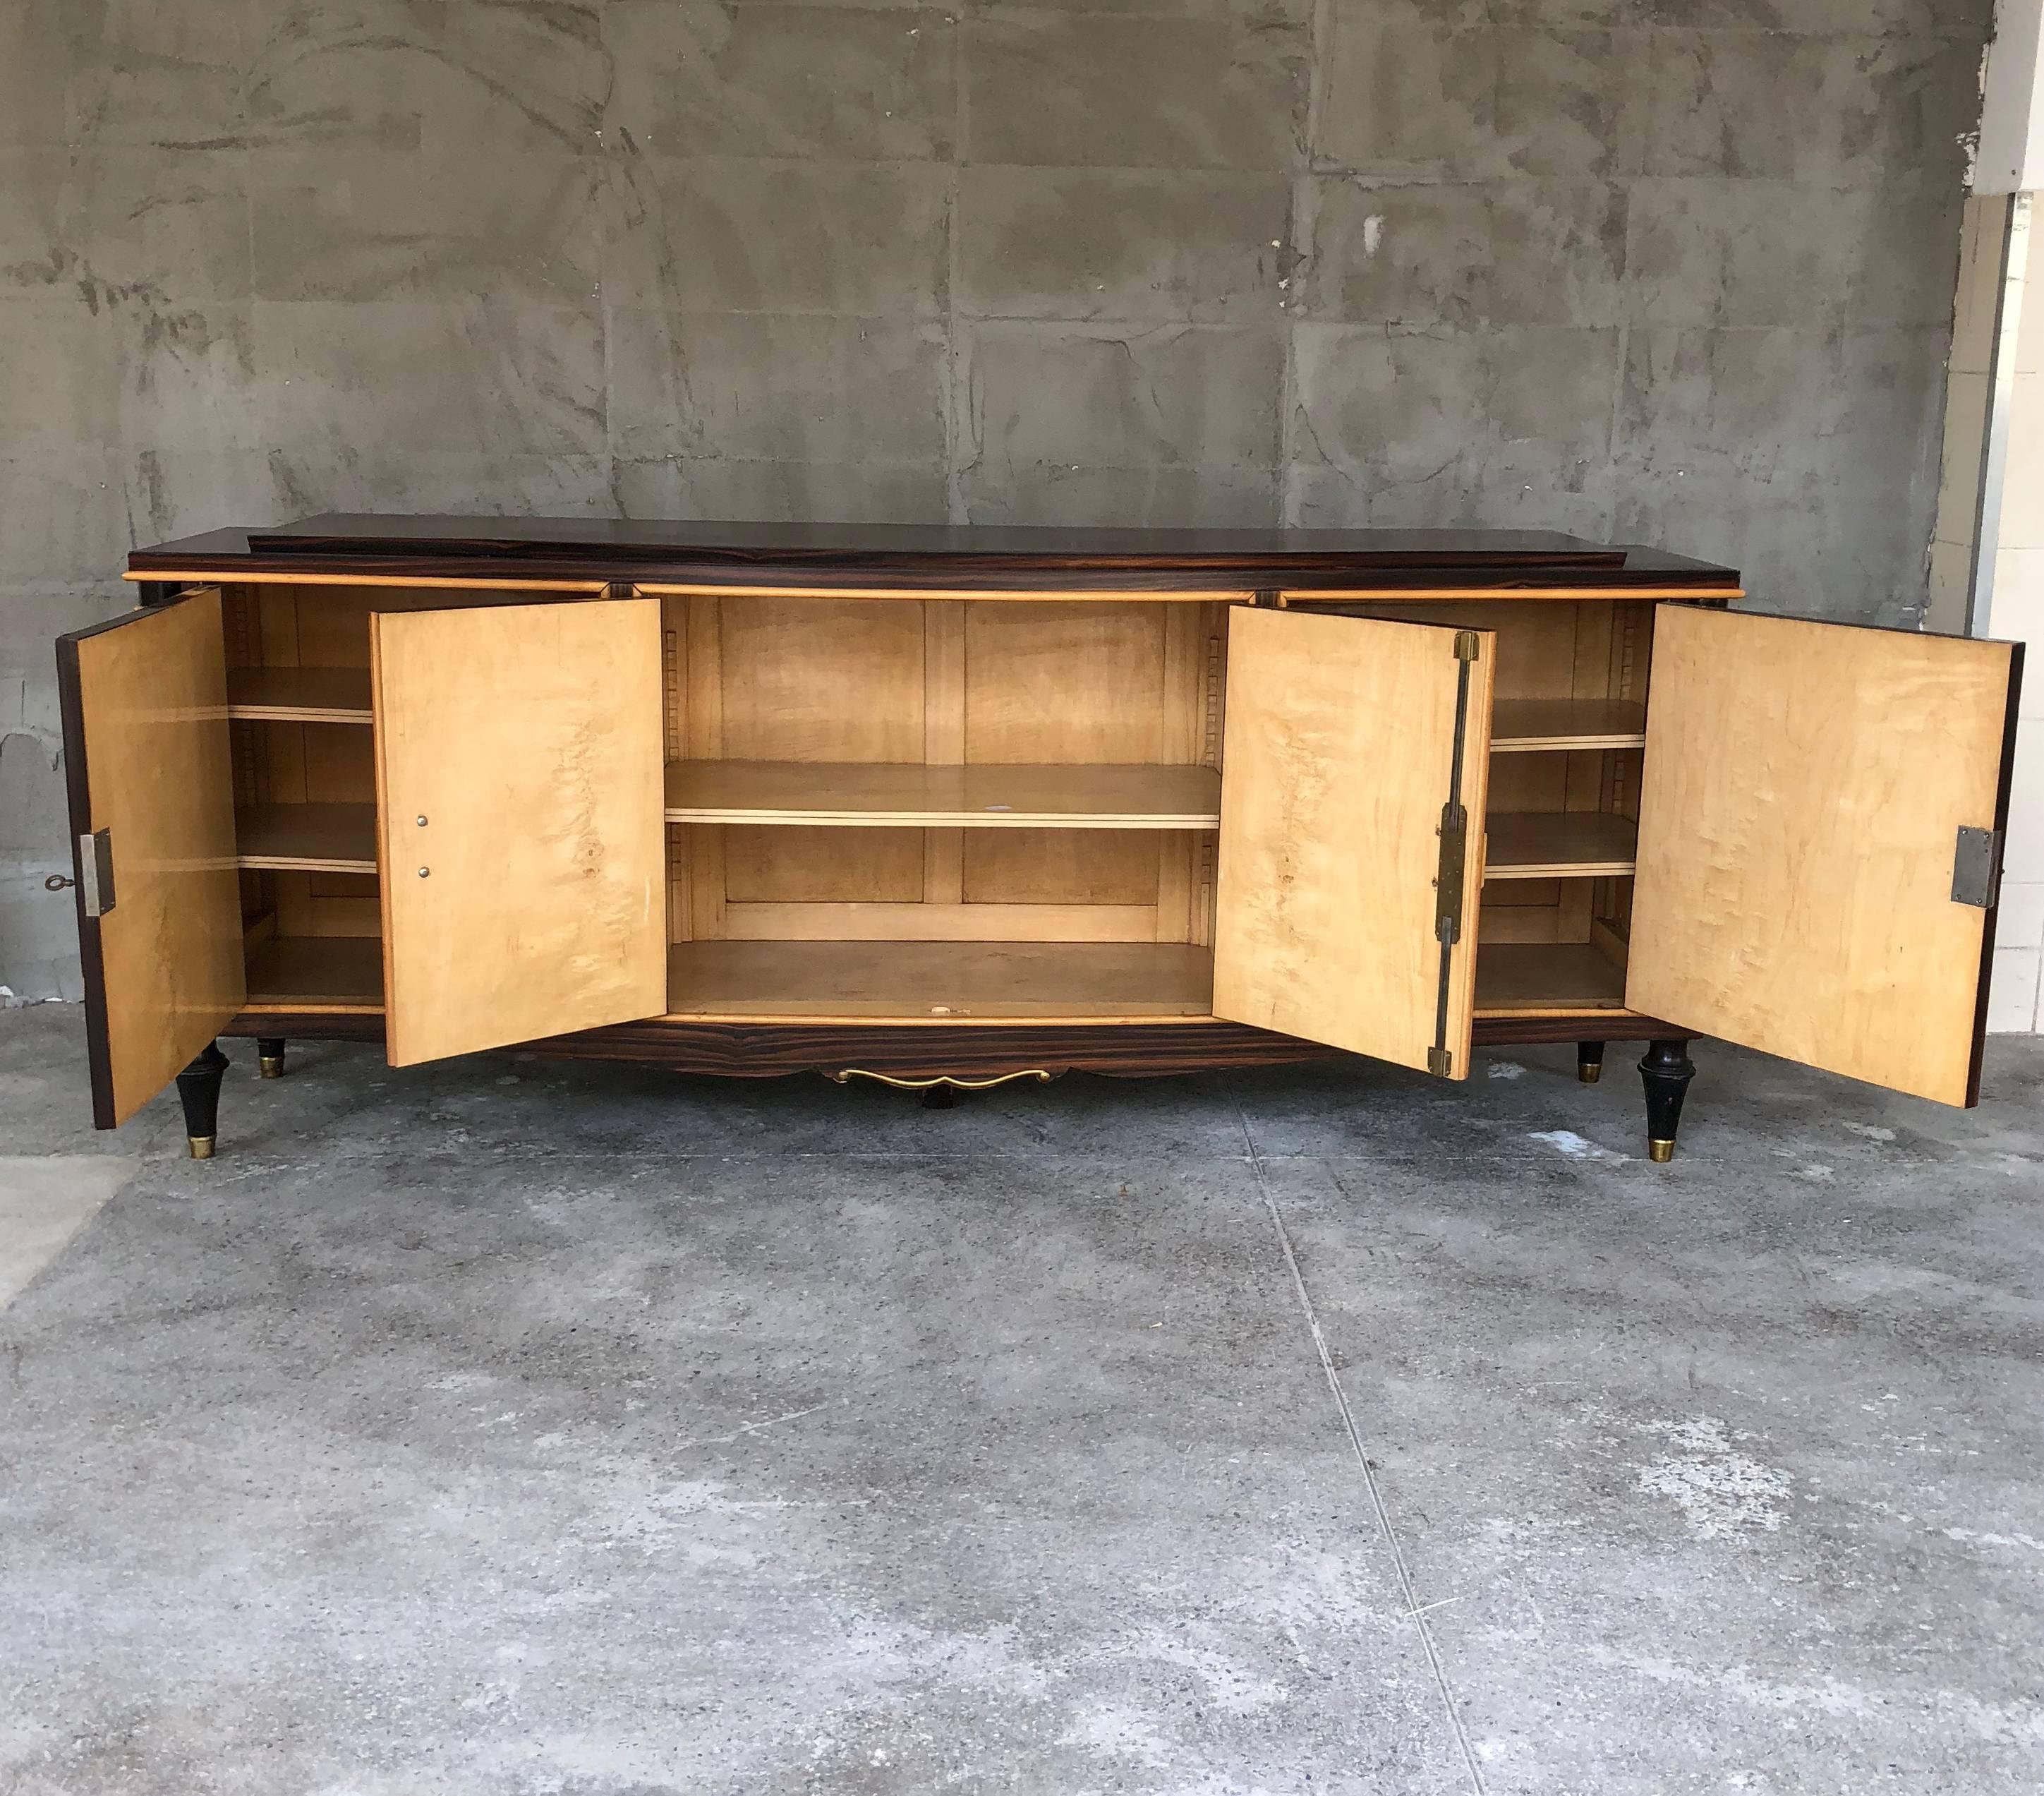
[962,603,1171,761]
[718,600,927,761]
[273,871,382,939]
[724,824,926,903]
[241,721,373,806]
[962,828,1161,906]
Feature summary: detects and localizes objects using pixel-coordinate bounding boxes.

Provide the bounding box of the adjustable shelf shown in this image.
[665,940,1214,1020]
[664,761,1222,830]
[226,667,373,725]
[236,803,378,873]
[246,936,385,1009]
[1483,812,1637,879]
[1473,942,1627,1015]
[1489,699,1646,754]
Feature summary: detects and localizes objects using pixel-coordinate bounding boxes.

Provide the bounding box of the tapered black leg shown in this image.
[175,1041,231,1160]
[257,1037,286,1080]
[1576,1040,1606,1085]
[1638,1038,1696,1164]
[921,1085,955,1109]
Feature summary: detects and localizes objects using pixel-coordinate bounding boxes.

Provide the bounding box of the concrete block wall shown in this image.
[0,0,1995,998]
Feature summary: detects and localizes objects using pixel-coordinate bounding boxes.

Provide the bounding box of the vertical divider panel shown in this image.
[684,596,727,940]
[1156,603,1207,944]
[663,596,691,945]
[924,599,966,905]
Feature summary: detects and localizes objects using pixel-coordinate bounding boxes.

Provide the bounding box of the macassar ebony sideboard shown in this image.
[53,517,2022,1160]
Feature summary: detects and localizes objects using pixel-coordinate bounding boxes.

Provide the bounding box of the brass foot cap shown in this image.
[188,1135,217,1161]
[258,1056,284,1080]
[1647,1138,1675,1164]
[1577,1063,1602,1084]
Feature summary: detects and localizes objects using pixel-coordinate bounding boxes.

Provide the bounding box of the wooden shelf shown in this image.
[245,936,384,1010]
[236,803,378,873]
[227,667,373,724]
[1484,812,1636,880]
[1474,942,1628,1015]
[664,761,1222,829]
[665,940,1214,1020]
[1490,699,1646,754]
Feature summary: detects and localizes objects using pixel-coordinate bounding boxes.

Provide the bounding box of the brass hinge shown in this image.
[1434,802,1468,946]
[1952,826,2003,908]
[1453,629,1480,662]
[77,828,114,917]
[1427,1047,1453,1077]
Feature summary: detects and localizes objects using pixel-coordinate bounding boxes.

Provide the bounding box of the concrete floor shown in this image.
[1,1006,2041,1795]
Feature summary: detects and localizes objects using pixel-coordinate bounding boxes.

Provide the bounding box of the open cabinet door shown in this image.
[373,598,667,1067]
[1628,607,2021,1107]
[56,590,245,1127]
[1212,608,1494,1077]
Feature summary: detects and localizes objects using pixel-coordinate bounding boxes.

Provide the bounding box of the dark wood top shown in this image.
[129,515,1741,593]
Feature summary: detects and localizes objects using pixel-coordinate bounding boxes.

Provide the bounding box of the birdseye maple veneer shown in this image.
[54,517,2022,1161]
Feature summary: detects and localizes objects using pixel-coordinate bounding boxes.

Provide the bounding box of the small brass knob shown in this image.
[416,814,428,826]
[417,867,430,878]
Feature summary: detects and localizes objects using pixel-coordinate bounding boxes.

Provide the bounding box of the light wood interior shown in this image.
[220,584,1662,1035]
[223,582,588,1015]
[246,935,383,1010]
[1473,943,1627,1013]
[236,802,377,872]
[1484,812,1638,879]
[662,596,1228,994]
[664,761,1221,828]
[226,665,373,724]
[665,940,1213,1020]
[1490,699,1646,752]
[1352,597,1658,1020]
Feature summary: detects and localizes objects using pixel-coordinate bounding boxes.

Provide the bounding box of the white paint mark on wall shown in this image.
[1528,1129,1628,1164]
[1638,1416,1792,1540]
[1362,214,1384,257]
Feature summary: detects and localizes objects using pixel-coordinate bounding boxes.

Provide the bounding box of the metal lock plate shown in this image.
[1952,826,2003,909]
[77,828,114,917]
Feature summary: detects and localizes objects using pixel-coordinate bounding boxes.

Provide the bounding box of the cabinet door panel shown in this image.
[1628,608,2021,1106]
[373,598,667,1066]
[56,590,245,1126]
[1212,608,1494,1078]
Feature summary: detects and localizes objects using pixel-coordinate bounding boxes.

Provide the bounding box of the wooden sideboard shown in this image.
[54,518,2022,1161]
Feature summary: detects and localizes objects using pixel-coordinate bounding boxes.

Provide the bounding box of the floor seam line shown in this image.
[1233,1096,1490,1796]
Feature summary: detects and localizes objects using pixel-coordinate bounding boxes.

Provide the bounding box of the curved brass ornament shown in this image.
[829,1068,1054,1092]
